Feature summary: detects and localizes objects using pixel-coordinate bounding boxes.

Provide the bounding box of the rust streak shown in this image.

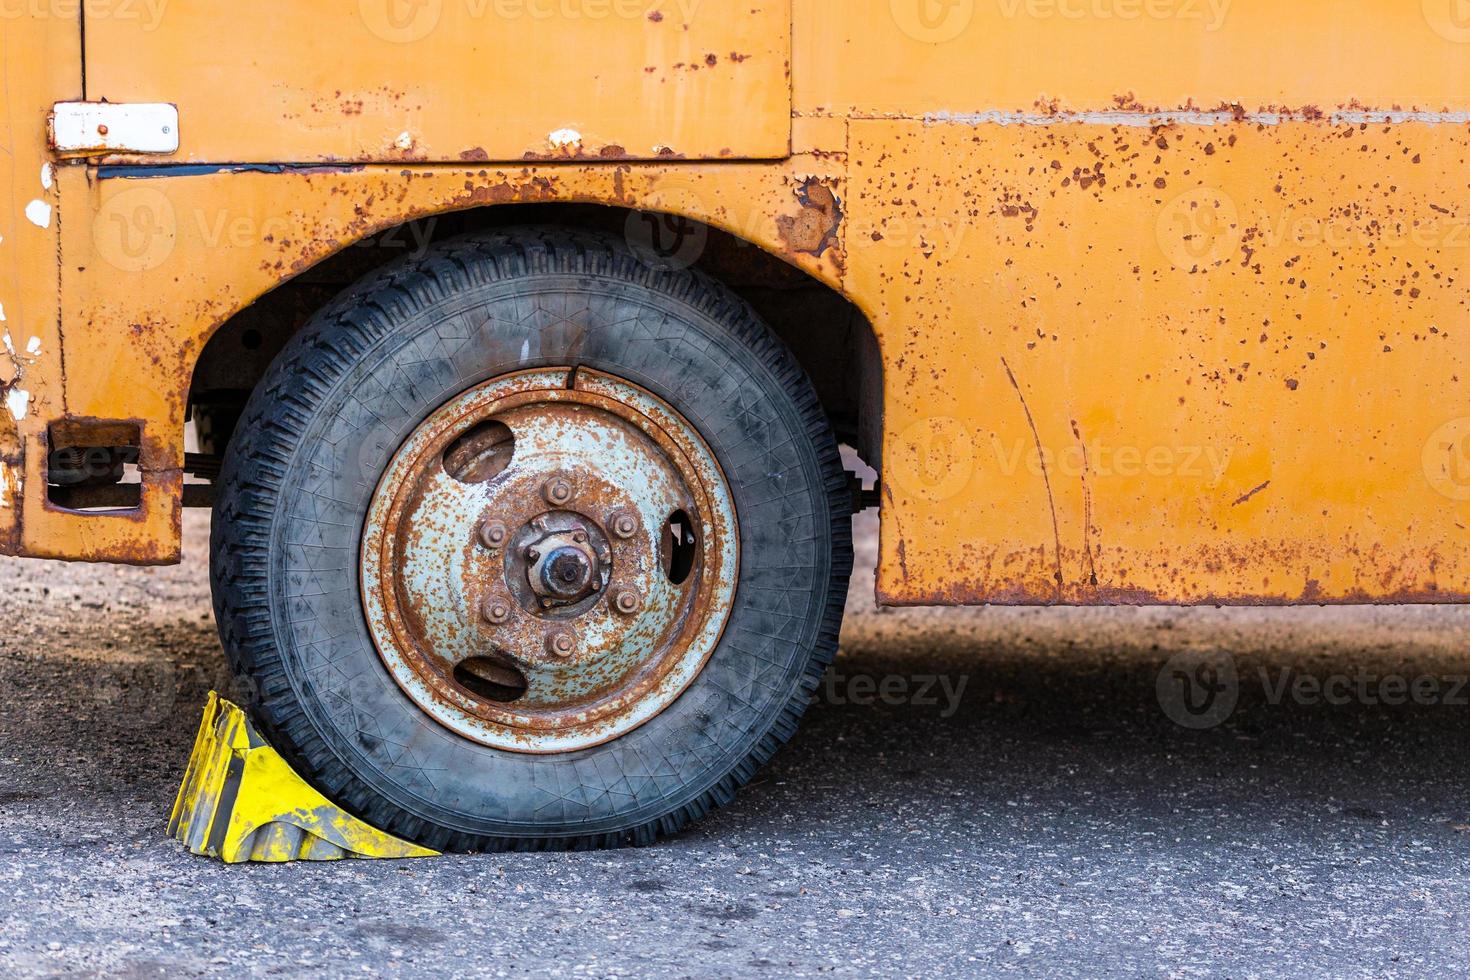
[1070,419,1099,589]
[1233,481,1271,507]
[1001,357,1063,601]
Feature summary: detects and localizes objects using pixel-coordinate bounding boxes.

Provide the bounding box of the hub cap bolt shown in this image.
[526,547,540,562]
[482,598,512,625]
[611,513,638,539]
[613,589,642,615]
[545,631,576,658]
[543,478,574,506]
[478,520,507,549]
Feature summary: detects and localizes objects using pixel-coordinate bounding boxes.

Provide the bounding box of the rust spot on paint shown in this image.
[776,178,842,257]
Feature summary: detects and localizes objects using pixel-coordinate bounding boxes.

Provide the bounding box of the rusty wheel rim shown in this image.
[360,367,738,753]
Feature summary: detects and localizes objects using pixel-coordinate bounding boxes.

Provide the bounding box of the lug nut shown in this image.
[478,520,507,549]
[573,530,588,544]
[613,589,642,615]
[611,513,638,539]
[543,478,574,506]
[482,598,512,625]
[526,547,540,562]
[545,631,576,658]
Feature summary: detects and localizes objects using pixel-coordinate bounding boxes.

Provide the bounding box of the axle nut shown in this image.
[478,520,507,549]
[611,513,638,539]
[543,478,574,506]
[545,631,576,658]
[482,598,512,625]
[613,589,642,615]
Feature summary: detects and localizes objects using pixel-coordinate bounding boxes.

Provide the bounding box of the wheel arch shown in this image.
[188,202,884,474]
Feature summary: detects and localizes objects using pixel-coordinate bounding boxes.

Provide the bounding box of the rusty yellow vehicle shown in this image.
[5,1,1470,849]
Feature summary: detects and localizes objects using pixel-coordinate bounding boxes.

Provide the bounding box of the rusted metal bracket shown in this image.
[48,102,178,156]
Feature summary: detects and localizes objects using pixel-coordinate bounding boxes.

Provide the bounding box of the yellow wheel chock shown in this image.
[169,692,439,864]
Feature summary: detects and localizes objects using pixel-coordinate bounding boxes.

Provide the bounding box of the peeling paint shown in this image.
[5,388,29,422]
[548,128,583,151]
[0,461,13,509]
[24,337,40,357]
[24,200,50,228]
[39,162,53,190]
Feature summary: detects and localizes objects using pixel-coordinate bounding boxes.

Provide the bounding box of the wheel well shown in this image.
[189,203,883,472]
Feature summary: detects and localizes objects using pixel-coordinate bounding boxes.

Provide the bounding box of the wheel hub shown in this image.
[523,522,605,606]
[359,367,738,753]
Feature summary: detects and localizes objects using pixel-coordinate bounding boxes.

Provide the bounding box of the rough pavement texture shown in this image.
[2,510,1469,977]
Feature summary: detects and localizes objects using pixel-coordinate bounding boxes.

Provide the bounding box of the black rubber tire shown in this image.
[210,227,852,851]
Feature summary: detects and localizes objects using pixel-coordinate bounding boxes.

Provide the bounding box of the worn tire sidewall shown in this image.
[228,252,837,842]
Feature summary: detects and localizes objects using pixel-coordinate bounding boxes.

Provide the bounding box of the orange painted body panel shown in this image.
[85,0,793,163]
[8,1,1470,605]
[0,17,78,556]
[854,119,1470,604]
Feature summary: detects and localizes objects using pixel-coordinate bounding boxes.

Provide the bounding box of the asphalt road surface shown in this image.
[3,509,1469,977]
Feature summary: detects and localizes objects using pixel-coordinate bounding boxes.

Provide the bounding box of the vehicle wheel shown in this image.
[210,227,852,850]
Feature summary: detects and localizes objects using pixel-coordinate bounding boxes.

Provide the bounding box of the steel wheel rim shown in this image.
[360,367,738,753]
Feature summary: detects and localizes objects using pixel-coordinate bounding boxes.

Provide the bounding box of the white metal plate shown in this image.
[48,102,178,155]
